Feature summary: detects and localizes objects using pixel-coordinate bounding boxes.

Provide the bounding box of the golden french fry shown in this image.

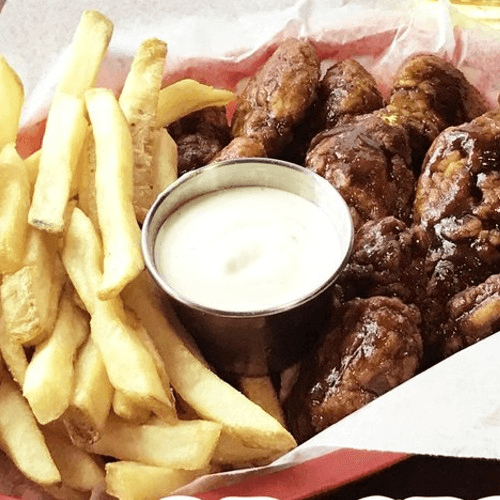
[28,93,88,233]
[0,149,30,273]
[122,273,296,453]
[42,429,105,492]
[85,88,144,300]
[24,148,41,189]
[112,391,151,423]
[105,461,209,500]
[119,38,167,223]
[212,429,284,468]
[239,375,286,427]
[0,56,24,151]
[62,208,175,422]
[61,206,102,314]
[0,315,28,386]
[88,413,221,470]
[76,126,99,231]
[63,336,113,446]
[91,298,175,421]
[152,127,178,195]
[1,226,65,345]
[156,78,235,128]
[0,376,60,485]
[55,10,113,98]
[23,293,89,425]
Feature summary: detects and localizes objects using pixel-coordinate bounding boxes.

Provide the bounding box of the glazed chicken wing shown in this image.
[285,296,423,443]
[382,53,488,172]
[412,108,500,361]
[337,216,429,305]
[305,111,415,229]
[282,58,384,165]
[167,105,231,175]
[218,38,320,159]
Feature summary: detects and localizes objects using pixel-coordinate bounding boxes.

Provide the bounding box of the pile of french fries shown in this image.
[0,10,296,500]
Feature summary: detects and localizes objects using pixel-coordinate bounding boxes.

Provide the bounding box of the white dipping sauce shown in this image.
[154,186,342,312]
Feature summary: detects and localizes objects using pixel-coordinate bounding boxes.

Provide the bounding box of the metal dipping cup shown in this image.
[142,158,354,377]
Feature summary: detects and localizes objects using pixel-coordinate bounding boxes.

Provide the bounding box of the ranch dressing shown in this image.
[154,186,341,312]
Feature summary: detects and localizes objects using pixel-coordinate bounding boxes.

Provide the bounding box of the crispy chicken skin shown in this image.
[222,38,320,159]
[167,106,231,175]
[382,53,489,172]
[305,111,415,229]
[285,296,423,443]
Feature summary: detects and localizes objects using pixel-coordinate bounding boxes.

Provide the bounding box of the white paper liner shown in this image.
[2,0,500,498]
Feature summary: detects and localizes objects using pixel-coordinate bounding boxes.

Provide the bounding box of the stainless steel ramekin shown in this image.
[142,158,353,377]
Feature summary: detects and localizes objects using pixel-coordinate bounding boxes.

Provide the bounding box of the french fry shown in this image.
[122,273,297,453]
[239,375,286,427]
[105,461,209,500]
[0,148,30,273]
[156,79,235,128]
[23,292,89,425]
[61,206,102,314]
[1,226,65,345]
[76,126,99,230]
[28,93,88,233]
[88,413,221,470]
[0,56,24,151]
[91,298,175,422]
[62,208,175,421]
[63,336,113,446]
[152,127,178,195]
[212,429,285,468]
[23,148,41,188]
[55,10,113,98]
[119,38,167,223]
[113,391,152,424]
[0,315,28,386]
[85,88,144,300]
[42,429,105,492]
[0,376,60,486]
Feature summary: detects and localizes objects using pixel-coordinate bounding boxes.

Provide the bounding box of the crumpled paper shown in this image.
[2,0,500,498]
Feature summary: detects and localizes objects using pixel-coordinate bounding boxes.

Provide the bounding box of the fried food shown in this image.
[88,414,221,470]
[0,56,24,151]
[305,111,415,229]
[85,88,144,300]
[119,38,167,223]
[0,148,30,273]
[337,216,430,304]
[105,461,209,500]
[167,105,230,175]
[28,93,88,233]
[156,79,235,128]
[63,336,113,446]
[413,107,500,362]
[22,292,89,425]
[285,296,423,443]
[0,376,60,486]
[225,38,320,158]
[282,58,384,165]
[1,227,65,345]
[382,53,489,172]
